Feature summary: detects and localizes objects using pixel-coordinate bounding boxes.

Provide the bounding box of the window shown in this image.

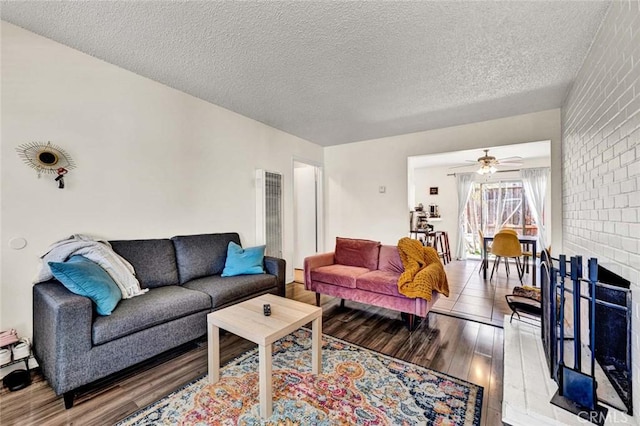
[464,180,539,256]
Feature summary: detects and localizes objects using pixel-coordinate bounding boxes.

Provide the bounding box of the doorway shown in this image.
[407,140,551,259]
[293,160,323,274]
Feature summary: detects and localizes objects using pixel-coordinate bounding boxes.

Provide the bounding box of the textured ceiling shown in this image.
[0,1,610,146]
[409,141,550,169]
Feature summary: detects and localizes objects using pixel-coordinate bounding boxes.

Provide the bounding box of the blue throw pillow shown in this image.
[221,241,266,277]
[49,255,122,315]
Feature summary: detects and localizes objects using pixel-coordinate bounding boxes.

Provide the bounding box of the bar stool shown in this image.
[429,231,451,265]
[425,232,437,248]
[439,231,452,264]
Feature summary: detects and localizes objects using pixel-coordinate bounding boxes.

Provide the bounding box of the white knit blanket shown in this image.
[35,234,147,299]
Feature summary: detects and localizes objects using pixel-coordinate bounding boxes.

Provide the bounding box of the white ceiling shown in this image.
[0,1,610,146]
[408,140,551,170]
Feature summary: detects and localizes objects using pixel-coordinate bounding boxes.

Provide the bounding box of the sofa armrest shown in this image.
[33,280,93,395]
[303,252,335,291]
[264,256,286,296]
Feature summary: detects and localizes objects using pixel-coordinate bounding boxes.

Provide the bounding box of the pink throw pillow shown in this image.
[334,237,381,270]
[378,245,404,273]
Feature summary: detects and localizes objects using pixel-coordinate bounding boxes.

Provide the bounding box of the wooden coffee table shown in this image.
[207,293,322,418]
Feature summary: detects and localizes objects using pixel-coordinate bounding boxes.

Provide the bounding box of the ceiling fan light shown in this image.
[476,164,497,175]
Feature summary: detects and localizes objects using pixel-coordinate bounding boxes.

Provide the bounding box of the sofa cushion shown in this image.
[172,233,241,284]
[49,255,122,316]
[310,264,370,289]
[356,270,403,297]
[183,274,277,309]
[378,245,404,274]
[334,237,381,270]
[110,239,179,288]
[92,286,211,345]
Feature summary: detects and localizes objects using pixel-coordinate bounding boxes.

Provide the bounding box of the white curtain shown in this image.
[493,181,505,232]
[521,167,550,250]
[495,181,523,230]
[455,173,474,260]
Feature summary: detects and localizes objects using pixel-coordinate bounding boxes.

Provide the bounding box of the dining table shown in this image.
[483,234,538,285]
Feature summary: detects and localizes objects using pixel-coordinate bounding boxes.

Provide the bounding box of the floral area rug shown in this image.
[118,329,483,425]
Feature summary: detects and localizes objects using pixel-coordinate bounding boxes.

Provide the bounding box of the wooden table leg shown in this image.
[259,343,272,418]
[532,240,537,286]
[208,322,219,384]
[483,237,488,279]
[311,316,322,374]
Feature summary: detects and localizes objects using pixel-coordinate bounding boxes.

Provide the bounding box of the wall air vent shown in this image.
[256,169,283,258]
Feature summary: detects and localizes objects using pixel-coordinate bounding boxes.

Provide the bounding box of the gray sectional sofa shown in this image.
[32,232,285,408]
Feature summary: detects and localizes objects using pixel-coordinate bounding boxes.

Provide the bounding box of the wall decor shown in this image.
[429,187,439,195]
[16,141,76,189]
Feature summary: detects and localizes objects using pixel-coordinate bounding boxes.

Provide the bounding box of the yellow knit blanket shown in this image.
[397,237,450,301]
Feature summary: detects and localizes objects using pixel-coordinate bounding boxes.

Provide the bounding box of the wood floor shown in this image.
[432,258,536,327]
[0,274,505,426]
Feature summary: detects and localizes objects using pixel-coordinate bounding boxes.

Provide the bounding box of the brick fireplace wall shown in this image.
[562,0,640,416]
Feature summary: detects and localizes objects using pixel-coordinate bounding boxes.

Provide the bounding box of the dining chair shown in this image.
[490,232,524,283]
[522,244,550,274]
[536,245,551,259]
[498,228,532,273]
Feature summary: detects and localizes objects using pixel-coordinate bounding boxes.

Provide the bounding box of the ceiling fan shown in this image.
[451,149,523,175]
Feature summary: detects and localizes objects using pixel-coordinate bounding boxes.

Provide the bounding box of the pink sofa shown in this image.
[304,237,441,330]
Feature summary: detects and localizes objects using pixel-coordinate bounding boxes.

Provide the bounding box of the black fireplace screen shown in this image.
[594,266,632,414]
[541,253,633,416]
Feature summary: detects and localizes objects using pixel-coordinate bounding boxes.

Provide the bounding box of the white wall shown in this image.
[324,109,562,251]
[0,23,323,336]
[562,0,640,416]
[411,165,457,240]
[293,164,317,269]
